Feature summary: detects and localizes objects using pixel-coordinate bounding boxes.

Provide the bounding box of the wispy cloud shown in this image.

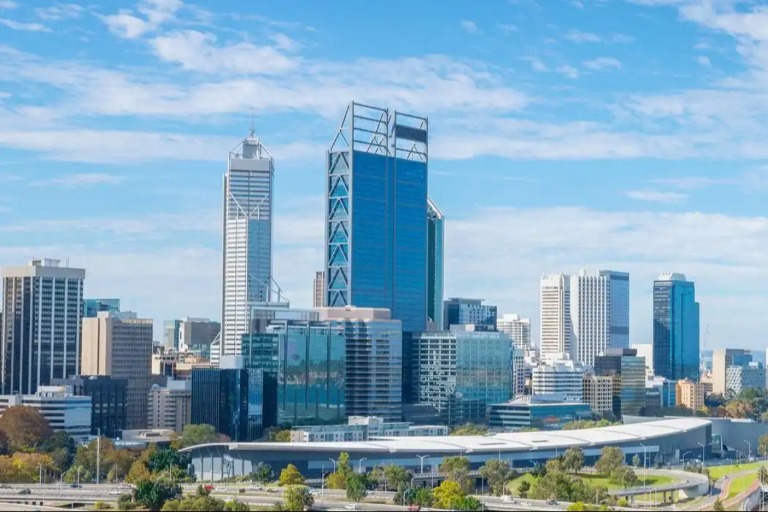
[498,24,518,33]
[31,173,127,188]
[624,189,687,203]
[647,176,723,189]
[583,57,622,70]
[0,1,17,9]
[35,4,85,21]
[0,18,50,32]
[696,55,712,67]
[460,20,479,34]
[557,64,580,79]
[101,0,182,39]
[565,30,634,43]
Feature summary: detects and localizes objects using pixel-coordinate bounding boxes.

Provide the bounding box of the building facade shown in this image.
[290,416,448,442]
[0,385,92,441]
[178,317,220,357]
[570,270,630,366]
[52,375,127,438]
[653,273,700,382]
[540,274,572,358]
[594,348,646,418]
[222,131,275,357]
[497,314,531,350]
[313,271,325,308]
[443,298,497,331]
[2,259,85,395]
[427,198,445,331]
[712,349,753,396]
[325,102,428,334]
[512,347,525,398]
[148,379,191,433]
[413,326,512,426]
[532,359,585,401]
[81,311,153,429]
[676,379,706,411]
[84,299,120,318]
[583,375,613,414]
[725,362,766,397]
[163,319,182,351]
[489,395,591,431]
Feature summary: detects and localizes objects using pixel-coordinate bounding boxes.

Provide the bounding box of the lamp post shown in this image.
[358,458,368,474]
[746,441,752,461]
[416,455,429,475]
[640,443,648,489]
[682,451,692,469]
[321,464,326,495]
[697,442,707,467]
[96,428,101,485]
[329,458,337,473]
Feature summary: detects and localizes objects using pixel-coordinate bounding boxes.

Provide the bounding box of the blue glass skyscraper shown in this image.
[653,273,700,381]
[325,102,428,333]
[427,198,444,330]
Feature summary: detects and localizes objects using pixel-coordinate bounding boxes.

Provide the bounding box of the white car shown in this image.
[249,485,263,491]
[501,495,515,503]
[344,505,358,510]
[108,491,122,496]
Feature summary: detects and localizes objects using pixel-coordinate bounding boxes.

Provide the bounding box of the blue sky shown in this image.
[1,0,768,348]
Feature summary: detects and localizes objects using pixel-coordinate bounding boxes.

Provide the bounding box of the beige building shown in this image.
[583,374,613,414]
[313,270,325,308]
[676,379,706,411]
[147,380,191,433]
[712,349,753,395]
[81,311,153,429]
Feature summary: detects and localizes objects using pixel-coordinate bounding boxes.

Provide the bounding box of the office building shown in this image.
[645,376,676,409]
[512,347,525,398]
[290,416,448,443]
[594,348,646,418]
[190,361,264,442]
[725,362,766,397]
[325,102,428,333]
[52,375,127,438]
[443,298,497,331]
[570,270,630,366]
[632,344,655,377]
[222,130,275,357]
[653,273,700,381]
[81,311,153,429]
[413,326,512,426]
[317,307,403,421]
[540,274,571,358]
[163,319,182,351]
[497,314,531,350]
[532,359,585,401]
[583,375,613,414]
[241,319,346,428]
[313,271,325,308]
[178,317,220,357]
[84,299,120,318]
[152,352,178,378]
[148,379,191,433]
[0,385,92,441]
[489,395,591,431]
[712,349,753,396]
[427,198,445,330]
[676,379,706,411]
[2,259,85,395]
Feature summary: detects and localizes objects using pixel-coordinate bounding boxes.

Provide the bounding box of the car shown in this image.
[109,491,122,496]
[18,489,31,495]
[408,505,421,511]
[266,488,278,493]
[69,483,82,489]
[344,505,358,511]
[546,498,557,505]
[309,489,321,495]
[501,495,515,504]
[0,484,11,489]
[249,485,263,491]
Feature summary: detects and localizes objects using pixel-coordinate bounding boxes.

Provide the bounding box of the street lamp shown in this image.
[682,451,692,468]
[746,441,752,461]
[697,443,708,466]
[358,458,368,474]
[416,455,429,475]
[329,458,337,473]
[639,443,648,489]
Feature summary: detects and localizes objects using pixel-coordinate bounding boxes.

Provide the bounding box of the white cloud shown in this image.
[0,18,50,32]
[647,176,722,189]
[528,58,548,72]
[624,189,687,203]
[460,20,479,34]
[583,56,622,70]
[696,55,712,67]
[0,1,17,9]
[30,172,126,187]
[498,24,518,33]
[557,64,580,79]
[565,29,603,43]
[102,0,182,39]
[35,4,84,21]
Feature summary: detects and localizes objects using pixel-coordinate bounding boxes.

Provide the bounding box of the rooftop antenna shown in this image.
[249,107,255,137]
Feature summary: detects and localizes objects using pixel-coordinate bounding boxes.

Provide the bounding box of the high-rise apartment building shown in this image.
[427,198,445,330]
[594,348,646,418]
[653,273,700,381]
[317,307,403,421]
[148,379,191,433]
[2,259,85,395]
[222,131,275,357]
[313,271,325,308]
[497,314,531,350]
[712,348,753,396]
[81,311,153,429]
[178,317,220,358]
[325,102,428,333]
[570,270,630,366]
[443,298,497,331]
[532,359,585,401]
[413,326,512,426]
[583,375,613,414]
[540,274,571,358]
[84,299,120,318]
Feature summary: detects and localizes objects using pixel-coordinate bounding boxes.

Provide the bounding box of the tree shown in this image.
[759,433,768,458]
[0,406,53,452]
[106,449,136,482]
[594,446,624,476]
[546,456,566,475]
[326,471,346,489]
[284,485,314,511]
[454,496,483,511]
[117,493,136,511]
[563,447,585,474]
[40,431,76,471]
[71,437,117,482]
[148,447,190,474]
[518,480,531,498]
[133,478,182,511]
[0,452,55,482]
[413,487,435,507]
[278,464,304,486]
[0,430,7,455]
[346,473,368,502]
[479,459,512,496]
[433,480,466,510]
[63,465,93,484]
[382,464,412,491]
[609,466,638,488]
[273,430,292,442]
[439,456,472,493]
[251,462,274,484]
[632,454,641,468]
[337,452,353,478]
[759,466,768,485]
[126,460,151,483]
[161,494,249,511]
[713,498,725,511]
[450,423,489,436]
[176,424,219,449]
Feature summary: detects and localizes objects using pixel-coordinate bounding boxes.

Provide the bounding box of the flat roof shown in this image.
[181,418,710,455]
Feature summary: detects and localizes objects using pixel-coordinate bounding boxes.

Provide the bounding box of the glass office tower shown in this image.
[325,102,428,333]
[594,348,646,418]
[653,273,700,381]
[427,199,445,330]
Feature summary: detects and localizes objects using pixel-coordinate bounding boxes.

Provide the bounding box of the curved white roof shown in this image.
[181,418,710,455]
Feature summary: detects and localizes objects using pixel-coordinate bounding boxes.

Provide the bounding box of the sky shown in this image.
[1,0,768,348]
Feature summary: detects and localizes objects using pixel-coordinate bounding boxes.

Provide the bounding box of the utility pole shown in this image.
[96,428,101,485]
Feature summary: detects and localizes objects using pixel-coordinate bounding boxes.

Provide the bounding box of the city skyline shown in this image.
[1,0,768,348]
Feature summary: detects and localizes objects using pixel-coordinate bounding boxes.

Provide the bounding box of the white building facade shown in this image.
[532,359,586,401]
[497,314,531,350]
[540,274,571,359]
[0,385,92,441]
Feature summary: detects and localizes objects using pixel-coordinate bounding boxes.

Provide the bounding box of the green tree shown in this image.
[546,456,566,474]
[71,437,116,482]
[413,487,435,507]
[106,449,136,482]
[632,454,641,468]
[609,466,639,488]
[450,423,489,436]
[382,464,412,491]
[94,501,113,510]
[176,424,219,449]
[563,447,585,474]
[133,478,182,511]
[759,433,768,457]
[439,456,472,493]
[326,471,346,489]
[251,462,274,484]
[40,431,76,471]
[433,480,466,509]
[126,460,151,483]
[273,430,292,442]
[518,480,531,498]
[454,496,483,511]
[594,446,625,476]
[479,459,512,496]
[278,464,304,486]
[117,493,136,511]
[337,452,353,478]
[160,494,250,511]
[713,498,725,511]
[63,465,93,484]
[759,466,768,485]
[346,473,368,502]
[284,485,314,511]
[0,430,8,455]
[0,406,53,452]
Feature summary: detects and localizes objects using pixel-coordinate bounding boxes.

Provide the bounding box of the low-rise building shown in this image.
[0,386,92,441]
[488,394,591,431]
[676,379,706,411]
[290,416,448,442]
[148,379,191,433]
[583,375,613,414]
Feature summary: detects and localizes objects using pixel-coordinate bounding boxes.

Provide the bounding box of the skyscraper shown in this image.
[222,131,274,357]
[427,198,445,330]
[443,298,497,331]
[653,273,700,381]
[313,271,325,308]
[497,313,531,350]
[325,102,428,333]
[2,259,85,395]
[570,270,630,366]
[540,274,571,359]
